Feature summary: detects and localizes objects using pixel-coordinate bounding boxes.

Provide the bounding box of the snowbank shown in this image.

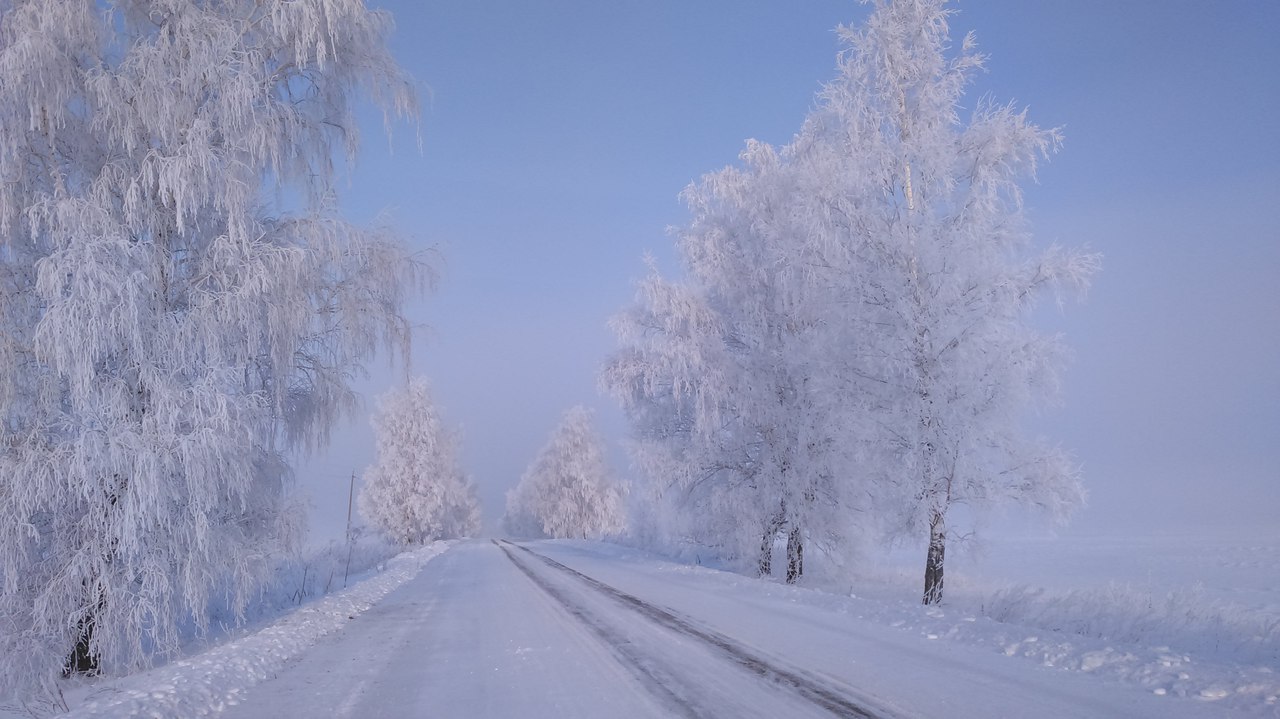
[58,542,449,718]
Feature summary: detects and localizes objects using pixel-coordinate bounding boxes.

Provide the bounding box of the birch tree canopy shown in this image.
[359,378,481,546]
[0,0,424,695]
[605,0,1098,601]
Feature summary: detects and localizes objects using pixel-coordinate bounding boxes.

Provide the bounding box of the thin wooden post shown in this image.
[343,471,356,587]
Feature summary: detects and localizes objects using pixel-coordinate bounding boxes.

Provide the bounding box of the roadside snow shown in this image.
[22,534,1277,717]
[218,539,1198,718]
[59,542,449,718]
[539,538,1280,717]
[881,533,1280,713]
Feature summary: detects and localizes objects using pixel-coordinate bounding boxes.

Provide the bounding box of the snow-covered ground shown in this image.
[3,542,450,719]
[13,532,1276,717]
[536,537,1276,717]
[845,529,1280,700]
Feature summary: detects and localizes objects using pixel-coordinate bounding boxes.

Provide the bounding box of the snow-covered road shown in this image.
[212,539,1233,718]
[218,539,669,718]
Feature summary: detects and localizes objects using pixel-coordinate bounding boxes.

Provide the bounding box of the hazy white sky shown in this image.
[301,0,1279,542]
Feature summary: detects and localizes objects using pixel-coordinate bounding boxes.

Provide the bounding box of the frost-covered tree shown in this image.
[0,0,422,694]
[604,152,855,584]
[506,406,626,540]
[500,480,547,540]
[607,0,1096,601]
[359,379,480,545]
[440,478,483,542]
[799,0,1098,604]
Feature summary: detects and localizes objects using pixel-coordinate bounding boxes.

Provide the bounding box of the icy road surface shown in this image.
[212,539,1230,719]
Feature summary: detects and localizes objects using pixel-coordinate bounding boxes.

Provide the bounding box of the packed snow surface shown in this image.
[31,535,1278,717]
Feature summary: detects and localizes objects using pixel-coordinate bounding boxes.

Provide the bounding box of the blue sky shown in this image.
[302,0,1280,541]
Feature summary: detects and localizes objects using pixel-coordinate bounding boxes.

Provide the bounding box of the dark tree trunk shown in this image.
[922,511,945,605]
[757,526,774,577]
[785,525,803,584]
[757,506,786,577]
[64,611,99,676]
[68,478,123,677]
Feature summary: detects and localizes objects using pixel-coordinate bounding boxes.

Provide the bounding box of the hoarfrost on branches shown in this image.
[603,148,857,584]
[358,378,481,546]
[605,0,1098,601]
[500,479,548,540]
[504,406,627,540]
[0,0,425,696]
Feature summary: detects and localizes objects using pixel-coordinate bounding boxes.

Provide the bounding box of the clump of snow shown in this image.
[53,542,448,718]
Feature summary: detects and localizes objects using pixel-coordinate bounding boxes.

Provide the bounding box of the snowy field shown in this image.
[840,528,1280,612]
[799,528,1280,713]
[6,532,1274,717]
[932,530,1280,606]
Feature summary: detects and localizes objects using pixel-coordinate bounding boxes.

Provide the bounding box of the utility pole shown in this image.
[346,470,355,541]
[343,470,356,588]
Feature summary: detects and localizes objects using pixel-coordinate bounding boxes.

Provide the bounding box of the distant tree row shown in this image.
[502,406,626,540]
[603,0,1097,603]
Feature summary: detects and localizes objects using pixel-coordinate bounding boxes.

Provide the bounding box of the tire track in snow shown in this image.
[496,540,891,719]
[497,541,703,718]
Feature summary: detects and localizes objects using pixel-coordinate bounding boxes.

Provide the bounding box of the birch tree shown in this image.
[358,378,479,545]
[605,178,843,581]
[0,0,422,695]
[607,0,1096,600]
[800,0,1098,604]
[500,480,547,539]
[507,406,626,540]
[440,476,483,542]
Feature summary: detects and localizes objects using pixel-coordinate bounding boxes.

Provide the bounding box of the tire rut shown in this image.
[496,540,704,718]
[496,540,891,719]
